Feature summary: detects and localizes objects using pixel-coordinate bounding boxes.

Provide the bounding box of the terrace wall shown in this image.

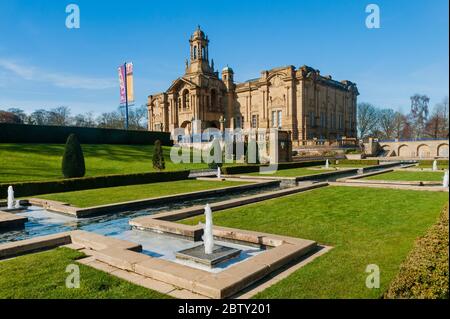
[0,123,172,145]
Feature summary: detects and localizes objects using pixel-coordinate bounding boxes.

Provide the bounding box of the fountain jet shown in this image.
[7,186,14,209]
[433,160,438,171]
[202,204,214,254]
[325,159,329,169]
[217,166,221,179]
[443,171,449,188]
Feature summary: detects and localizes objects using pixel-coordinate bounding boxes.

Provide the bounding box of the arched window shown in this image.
[202,46,206,59]
[182,89,189,109]
[210,89,217,110]
[193,46,197,60]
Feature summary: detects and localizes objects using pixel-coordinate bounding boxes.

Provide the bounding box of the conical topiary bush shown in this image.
[62,133,86,178]
[152,139,165,171]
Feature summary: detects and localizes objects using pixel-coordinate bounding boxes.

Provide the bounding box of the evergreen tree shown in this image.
[152,140,165,171]
[61,134,85,178]
[208,138,223,169]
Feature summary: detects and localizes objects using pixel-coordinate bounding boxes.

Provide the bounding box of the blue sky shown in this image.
[0,0,448,116]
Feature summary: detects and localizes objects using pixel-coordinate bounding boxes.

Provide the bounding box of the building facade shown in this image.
[148,27,359,142]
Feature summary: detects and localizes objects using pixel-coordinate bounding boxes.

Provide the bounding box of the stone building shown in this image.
[147,27,359,143]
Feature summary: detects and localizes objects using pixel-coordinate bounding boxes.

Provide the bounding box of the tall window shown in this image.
[210,89,217,110]
[271,111,282,128]
[193,46,197,60]
[236,116,242,129]
[320,112,326,128]
[182,90,189,109]
[277,110,282,128]
[251,115,259,128]
[309,111,315,127]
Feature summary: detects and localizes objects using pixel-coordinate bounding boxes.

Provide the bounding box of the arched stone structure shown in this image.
[417,144,431,158]
[398,144,411,157]
[375,139,449,159]
[437,143,449,157]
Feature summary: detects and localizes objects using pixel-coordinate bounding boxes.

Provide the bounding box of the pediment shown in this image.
[167,77,199,93]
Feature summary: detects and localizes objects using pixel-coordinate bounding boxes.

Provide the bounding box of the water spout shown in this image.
[325,159,329,169]
[433,160,438,171]
[7,186,14,209]
[217,166,221,179]
[202,204,215,254]
[443,171,449,188]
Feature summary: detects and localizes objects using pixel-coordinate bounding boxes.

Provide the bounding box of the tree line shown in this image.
[1,94,448,139]
[358,95,449,140]
[0,105,148,131]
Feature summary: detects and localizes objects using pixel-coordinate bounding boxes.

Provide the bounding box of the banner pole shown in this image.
[124,62,129,130]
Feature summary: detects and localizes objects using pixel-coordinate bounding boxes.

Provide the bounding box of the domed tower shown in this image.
[187,26,215,75]
[222,65,235,129]
[221,65,234,90]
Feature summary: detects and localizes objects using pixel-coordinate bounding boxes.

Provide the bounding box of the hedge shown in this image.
[0,170,190,197]
[332,159,380,165]
[384,203,449,299]
[222,160,325,175]
[0,123,172,145]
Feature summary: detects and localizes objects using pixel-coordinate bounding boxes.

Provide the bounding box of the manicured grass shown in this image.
[0,143,209,183]
[37,179,248,207]
[247,166,335,177]
[364,171,445,182]
[418,162,448,170]
[0,247,170,299]
[180,186,449,298]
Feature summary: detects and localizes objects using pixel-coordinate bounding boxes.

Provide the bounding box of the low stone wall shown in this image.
[28,180,280,218]
[0,210,28,231]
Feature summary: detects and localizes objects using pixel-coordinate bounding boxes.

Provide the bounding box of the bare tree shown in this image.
[126,105,148,131]
[29,109,50,125]
[357,102,379,138]
[96,111,124,129]
[409,94,430,138]
[47,106,71,126]
[426,97,449,138]
[0,110,23,124]
[6,108,28,123]
[391,112,408,139]
[73,112,96,127]
[378,108,396,140]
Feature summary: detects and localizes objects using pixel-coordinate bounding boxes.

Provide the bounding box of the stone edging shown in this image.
[0,210,28,231]
[336,168,394,182]
[329,181,449,192]
[0,227,318,299]
[27,179,280,218]
[130,182,329,240]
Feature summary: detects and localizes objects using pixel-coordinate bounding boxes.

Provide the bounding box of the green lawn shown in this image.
[364,171,445,182]
[247,167,335,177]
[37,179,248,207]
[180,186,449,298]
[418,162,448,170]
[0,247,170,299]
[0,143,210,183]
